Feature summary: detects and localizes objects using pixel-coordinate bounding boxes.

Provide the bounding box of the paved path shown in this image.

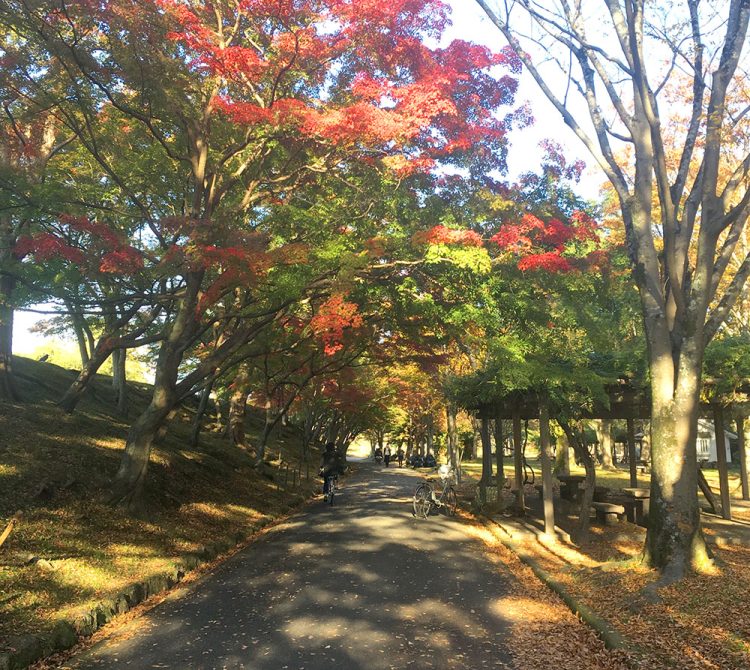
[64,463,517,670]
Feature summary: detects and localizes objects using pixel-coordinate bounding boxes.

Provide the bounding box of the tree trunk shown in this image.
[644,357,711,581]
[426,416,434,456]
[228,363,251,450]
[446,405,460,482]
[67,301,91,367]
[554,429,570,476]
[109,270,203,514]
[57,341,114,413]
[560,420,595,541]
[597,419,615,470]
[0,271,19,402]
[109,393,173,516]
[190,373,216,448]
[112,347,128,417]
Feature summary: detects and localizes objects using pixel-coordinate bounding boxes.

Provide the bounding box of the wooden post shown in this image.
[493,410,505,491]
[713,404,732,520]
[627,418,638,488]
[512,410,525,513]
[539,395,555,535]
[737,417,750,501]
[480,414,493,484]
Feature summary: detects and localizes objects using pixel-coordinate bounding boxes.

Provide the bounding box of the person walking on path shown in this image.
[383,445,392,467]
[397,446,405,467]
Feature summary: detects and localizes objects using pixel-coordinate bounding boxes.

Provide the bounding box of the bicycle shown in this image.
[412,465,457,518]
[323,474,338,505]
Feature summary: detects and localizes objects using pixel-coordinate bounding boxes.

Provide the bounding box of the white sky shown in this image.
[13,1,601,354]
[445,0,602,198]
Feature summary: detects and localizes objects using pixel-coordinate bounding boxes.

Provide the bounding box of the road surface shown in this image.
[64,462,518,670]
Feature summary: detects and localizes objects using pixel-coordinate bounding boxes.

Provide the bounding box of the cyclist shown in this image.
[319,442,345,496]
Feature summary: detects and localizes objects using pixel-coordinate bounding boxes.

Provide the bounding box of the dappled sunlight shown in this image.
[51,559,132,594]
[488,596,567,624]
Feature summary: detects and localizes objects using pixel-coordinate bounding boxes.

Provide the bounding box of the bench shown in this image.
[591,501,625,525]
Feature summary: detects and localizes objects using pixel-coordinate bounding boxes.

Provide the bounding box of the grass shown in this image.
[0,356,318,648]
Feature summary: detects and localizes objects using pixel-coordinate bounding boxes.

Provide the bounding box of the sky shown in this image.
[13,0,602,356]
[445,0,602,198]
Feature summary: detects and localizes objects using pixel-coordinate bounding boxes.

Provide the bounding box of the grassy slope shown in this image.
[0,356,317,645]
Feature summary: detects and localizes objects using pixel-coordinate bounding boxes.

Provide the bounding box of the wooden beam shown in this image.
[738,417,750,501]
[512,410,525,513]
[627,418,638,488]
[713,404,732,520]
[539,395,555,534]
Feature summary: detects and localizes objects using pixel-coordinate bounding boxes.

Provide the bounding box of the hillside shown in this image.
[0,356,317,658]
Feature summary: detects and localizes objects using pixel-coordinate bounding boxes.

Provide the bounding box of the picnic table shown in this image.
[557,474,586,501]
[622,487,650,526]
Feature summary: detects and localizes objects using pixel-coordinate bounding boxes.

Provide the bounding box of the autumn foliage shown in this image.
[309,294,364,356]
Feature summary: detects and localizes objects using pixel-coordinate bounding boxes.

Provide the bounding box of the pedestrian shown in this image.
[397,446,405,467]
[383,444,391,467]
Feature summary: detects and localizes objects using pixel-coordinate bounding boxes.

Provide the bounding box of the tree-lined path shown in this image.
[63,465,516,670]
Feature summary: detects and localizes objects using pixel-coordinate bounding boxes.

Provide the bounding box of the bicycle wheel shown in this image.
[442,486,457,516]
[413,483,432,518]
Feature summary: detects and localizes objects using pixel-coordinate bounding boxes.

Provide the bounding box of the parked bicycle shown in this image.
[323,474,338,505]
[412,465,457,518]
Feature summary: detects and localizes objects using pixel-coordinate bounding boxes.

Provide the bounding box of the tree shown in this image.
[475,0,750,582]
[1,0,520,513]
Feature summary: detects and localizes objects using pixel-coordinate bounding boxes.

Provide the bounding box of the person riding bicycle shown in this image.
[319,442,345,495]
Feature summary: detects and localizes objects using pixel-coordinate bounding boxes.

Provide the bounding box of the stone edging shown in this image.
[0,496,309,670]
[480,514,632,655]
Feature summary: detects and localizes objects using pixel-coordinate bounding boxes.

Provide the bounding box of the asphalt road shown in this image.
[64,462,518,670]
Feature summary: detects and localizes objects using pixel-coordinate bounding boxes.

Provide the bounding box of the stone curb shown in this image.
[480,514,632,655]
[0,496,308,670]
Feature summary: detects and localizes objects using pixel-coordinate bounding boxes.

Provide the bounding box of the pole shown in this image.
[627,418,637,488]
[713,404,732,520]
[513,410,525,513]
[737,417,750,501]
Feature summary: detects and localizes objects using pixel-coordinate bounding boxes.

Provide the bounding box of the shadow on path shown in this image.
[64,464,518,670]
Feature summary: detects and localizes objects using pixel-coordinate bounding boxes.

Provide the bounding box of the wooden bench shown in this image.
[591,501,625,525]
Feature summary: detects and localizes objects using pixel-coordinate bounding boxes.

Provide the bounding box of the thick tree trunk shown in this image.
[228,363,251,450]
[110,270,203,514]
[644,353,711,581]
[109,394,173,516]
[57,341,114,412]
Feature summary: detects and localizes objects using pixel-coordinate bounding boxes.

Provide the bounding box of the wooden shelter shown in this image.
[472,380,750,536]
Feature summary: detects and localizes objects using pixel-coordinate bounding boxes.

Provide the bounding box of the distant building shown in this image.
[696,418,736,463]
